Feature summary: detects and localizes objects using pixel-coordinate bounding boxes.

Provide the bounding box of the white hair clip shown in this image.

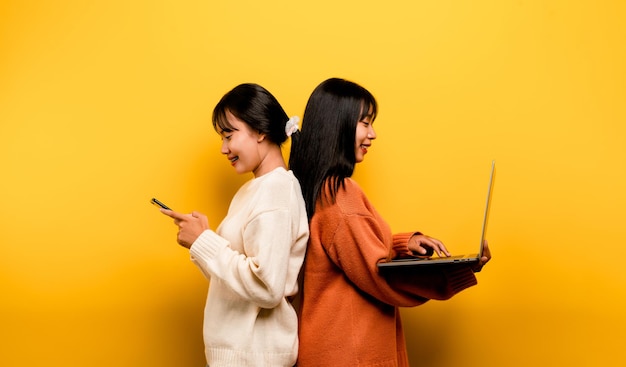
[285,116,300,137]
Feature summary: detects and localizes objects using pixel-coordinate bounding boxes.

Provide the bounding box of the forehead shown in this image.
[217,110,248,134]
[360,103,376,120]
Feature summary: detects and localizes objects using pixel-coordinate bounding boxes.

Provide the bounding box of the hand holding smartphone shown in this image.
[151,197,207,249]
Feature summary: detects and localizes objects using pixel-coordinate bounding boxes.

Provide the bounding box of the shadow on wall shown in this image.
[401,305,460,367]
[152,282,207,365]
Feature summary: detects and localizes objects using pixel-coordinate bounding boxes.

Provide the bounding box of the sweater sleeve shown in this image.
[319,180,477,307]
[190,208,294,309]
[388,232,416,261]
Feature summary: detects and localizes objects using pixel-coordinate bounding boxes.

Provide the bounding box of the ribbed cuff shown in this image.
[388,232,420,261]
[444,265,478,294]
[189,230,229,262]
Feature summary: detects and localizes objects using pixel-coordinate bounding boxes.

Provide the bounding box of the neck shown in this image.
[253,144,286,178]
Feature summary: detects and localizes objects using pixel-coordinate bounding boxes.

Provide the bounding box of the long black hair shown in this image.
[212,83,290,146]
[289,78,377,220]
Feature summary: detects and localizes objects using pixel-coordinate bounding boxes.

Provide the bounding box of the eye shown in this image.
[219,129,234,141]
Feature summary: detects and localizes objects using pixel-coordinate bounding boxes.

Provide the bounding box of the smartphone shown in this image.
[150,197,172,210]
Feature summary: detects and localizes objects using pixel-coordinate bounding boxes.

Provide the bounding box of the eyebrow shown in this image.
[217,127,233,135]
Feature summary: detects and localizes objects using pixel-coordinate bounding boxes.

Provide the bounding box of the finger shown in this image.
[159,208,173,217]
[430,238,451,257]
[191,211,209,222]
[411,237,435,255]
[160,209,185,220]
[421,239,439,255]
[482,240,491,258]
[416,245,433,256]
[191,211,206,220]
[474,240,492,272]
[423,237,450,257]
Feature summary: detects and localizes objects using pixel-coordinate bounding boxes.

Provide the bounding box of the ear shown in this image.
[257,133,266,143]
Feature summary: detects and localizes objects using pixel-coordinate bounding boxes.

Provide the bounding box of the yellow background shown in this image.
[1,1,625,366]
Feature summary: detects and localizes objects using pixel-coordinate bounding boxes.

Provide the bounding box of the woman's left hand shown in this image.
[472,240,491,272]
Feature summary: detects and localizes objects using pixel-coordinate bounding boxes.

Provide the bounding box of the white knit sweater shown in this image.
[189,167,309,367]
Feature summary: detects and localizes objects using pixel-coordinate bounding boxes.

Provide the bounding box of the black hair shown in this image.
[288,78,377,220]
[212,83,290,146]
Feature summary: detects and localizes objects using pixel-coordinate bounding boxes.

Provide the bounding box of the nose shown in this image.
[220,140,229,154]
[367,125,377,139]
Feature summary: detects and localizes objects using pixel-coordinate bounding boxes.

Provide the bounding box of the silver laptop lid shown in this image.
[478,160,496,258]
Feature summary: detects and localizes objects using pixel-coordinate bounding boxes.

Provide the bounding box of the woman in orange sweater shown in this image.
[289,78,491,367]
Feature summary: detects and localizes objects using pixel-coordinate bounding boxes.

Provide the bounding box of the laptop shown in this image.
[377,160,495,270]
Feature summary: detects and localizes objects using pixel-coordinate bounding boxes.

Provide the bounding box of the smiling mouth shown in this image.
[229,156,239,164]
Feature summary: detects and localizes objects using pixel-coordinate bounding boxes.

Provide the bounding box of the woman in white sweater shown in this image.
[160,83,309,367]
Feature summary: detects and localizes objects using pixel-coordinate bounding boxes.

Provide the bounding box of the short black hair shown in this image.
[212,83,290,146]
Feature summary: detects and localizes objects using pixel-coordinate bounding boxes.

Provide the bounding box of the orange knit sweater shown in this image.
[296,179,478,367]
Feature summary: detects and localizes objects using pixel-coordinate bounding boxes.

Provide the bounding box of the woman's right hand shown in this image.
[160,209,210,249]
[408,234,451,258]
